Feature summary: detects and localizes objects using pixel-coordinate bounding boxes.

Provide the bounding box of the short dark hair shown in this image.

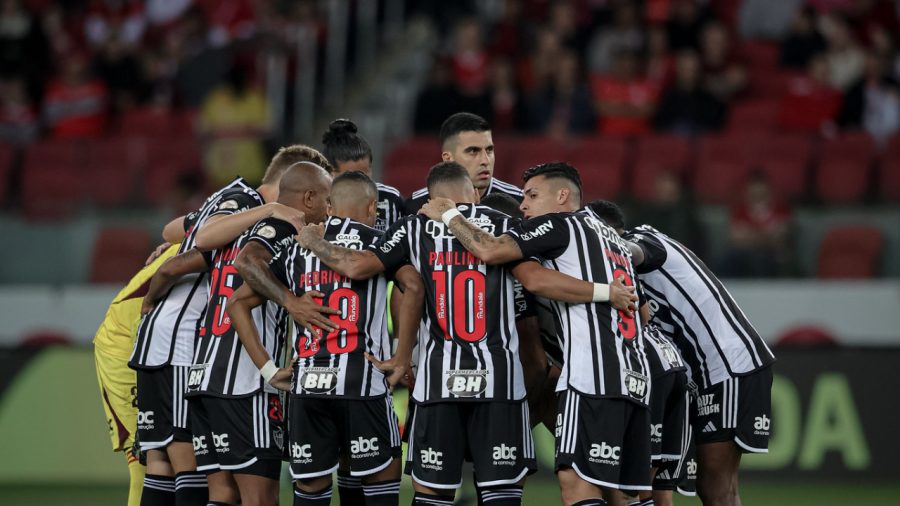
[264,144,332,182]
[332,170,377,197]
[427,161,469,192]
[321,119,373,168]
[480,193,522,219]
[522,161,583,195]
[586,200,626,230]
[440,112,490,148]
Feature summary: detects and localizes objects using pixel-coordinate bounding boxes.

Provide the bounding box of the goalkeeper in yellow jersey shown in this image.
[93,242,179,506]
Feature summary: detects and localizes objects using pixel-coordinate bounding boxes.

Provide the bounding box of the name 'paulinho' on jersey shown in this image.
[188,217,296,398]
[625,225,775,389]
[271,216,391,398]
[372,204,528,404]
[506,212,651,406]
[376,182,407,232]
[130,178,262,370]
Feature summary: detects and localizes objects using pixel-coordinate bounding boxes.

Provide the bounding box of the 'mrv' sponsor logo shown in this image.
[518,222,554,241]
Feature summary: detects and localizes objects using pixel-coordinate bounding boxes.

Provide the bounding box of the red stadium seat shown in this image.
[569,138,627,200]
[383,137,439,196]
[879,134,900,201]
[694,134,751,203]
[816,225,883,278]
[748,69,800,99]
[740,40,780,70]
[727,99,780,134]
[85,137,146,207]
[632,135,692,201]
[815,132,874,204]
[21,141,87,219]
[118,107,195,138]
[746,133,812,199]
[144,138,203,205]
[505,137,571,182]
[90,226,152,283]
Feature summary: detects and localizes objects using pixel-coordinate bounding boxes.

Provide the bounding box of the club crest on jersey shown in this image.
[334,233,363,250]
[218,199,239,210]
[299,367,340,394]
[256,225,277,239]
[446,369,489,397]
[624,370,649,399]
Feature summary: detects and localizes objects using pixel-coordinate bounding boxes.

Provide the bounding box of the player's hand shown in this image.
[609,275,638,317]
[140,299,155,316]
[296,223,325,248]
[268,367,293,392]
[267,203,306,231]
[284,291,340,331]
[418,198,457,221]
[145,242,172,266]
[364,353,414,391]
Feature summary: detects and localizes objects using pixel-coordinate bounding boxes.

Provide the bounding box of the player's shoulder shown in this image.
[326,215,380,242]
[489,178,524,197]
[410,186,429,199]
[376,182,402,198]
[468,203,510,222]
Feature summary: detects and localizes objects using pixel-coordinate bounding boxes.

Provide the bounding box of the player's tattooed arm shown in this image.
[512,261,637,313]
[418,198,524,264]
[194,203,305,251]
[227,284,294,392]
[141,249,209,314]
[296,224,386,280]
[235,242,339,331]
[367,264,424,389]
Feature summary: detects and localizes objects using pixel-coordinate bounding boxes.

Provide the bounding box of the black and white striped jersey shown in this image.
[372,205,528,404]
[535,296,564,369]
[130,178,262,370]
[271,216,392,398]
[188,218,297,398]
[625,225,775,389]
[376,183,407,232]
[404,177,523,214]
[643,324,687,378]
[506,212,651,406]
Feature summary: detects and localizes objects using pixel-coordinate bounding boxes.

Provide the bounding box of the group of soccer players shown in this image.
[94,112,774,506]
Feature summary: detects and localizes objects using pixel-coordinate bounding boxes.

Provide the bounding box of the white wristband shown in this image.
[259,360,278,384]
[592,283,610,302]
[441,208,463,226]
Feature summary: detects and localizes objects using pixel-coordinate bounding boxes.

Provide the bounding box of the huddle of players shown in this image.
[130,112,774,506]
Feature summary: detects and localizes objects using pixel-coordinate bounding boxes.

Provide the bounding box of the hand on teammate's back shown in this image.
[364,352,414,391]
[295,223,325,248]
[266,202,306,231]
[144,242,172,266]
[609,275,638,316]
[268,357,297,392]
[283,291,340,331]
[419,197,457,221]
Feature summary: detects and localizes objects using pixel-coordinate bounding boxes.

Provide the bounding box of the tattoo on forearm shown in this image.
[308,238,374,277]
[448,218,492,253]
[241,258,287,305]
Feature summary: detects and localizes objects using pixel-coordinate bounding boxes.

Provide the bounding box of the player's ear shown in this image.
[367,198,377,218]
[557,187,570,204]
[441,151,452,162]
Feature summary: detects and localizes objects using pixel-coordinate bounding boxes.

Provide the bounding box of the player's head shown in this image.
[276,161,333,224]
[520,162,582,218]
[263,144,333,185]
[480,193,523,219]
[439,112,494,194]
[427,161,478,204]
[327,170,378,227]
[321,118,374,176]
[585,200,627,234]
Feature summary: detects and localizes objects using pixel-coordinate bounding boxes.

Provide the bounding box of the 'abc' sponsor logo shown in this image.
[492,444,517,465]
[420,448,443,469]
[193,435,208,453]
[589,442,621,465]
[291,442,313,463]
[212,432,229,453]
[754,415,771,435]
[137,411,154,429]
[350,437,379,456]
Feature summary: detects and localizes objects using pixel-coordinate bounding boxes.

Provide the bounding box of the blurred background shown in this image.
[0,0,898,504]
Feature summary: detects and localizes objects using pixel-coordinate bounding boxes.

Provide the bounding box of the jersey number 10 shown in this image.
[432,270,487,343]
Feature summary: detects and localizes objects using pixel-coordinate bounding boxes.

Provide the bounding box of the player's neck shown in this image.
[257,183,278,203]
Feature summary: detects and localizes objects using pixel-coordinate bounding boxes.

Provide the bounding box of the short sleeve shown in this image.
[626,230,668,274]
[208,191,259,218]
[247,218,297,256]
[513,280,536,321]
[370,218,412,273]
[267,247,290,286]
[504,214,570,261]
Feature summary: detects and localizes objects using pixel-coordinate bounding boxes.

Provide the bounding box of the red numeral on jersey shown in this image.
[612,268,636,339]
[432,270,487,343]
[300,288,360,357]
[209,264,237,335]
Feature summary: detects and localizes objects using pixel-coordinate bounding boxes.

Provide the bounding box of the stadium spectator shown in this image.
[83,0,146,49]
[414,59,462,133]
[519,26,563,93]
[779,53,842,132]
[526,50,595,137]
[0,0,50,102]
[488,57,527,132]
[654,49,725,135]
[489,0,526,59]
[630,169,705,257]
[700,21,747,102]
[43,52,109,138]
[722,170,792,278]
[646,25,675,86]
[822,14,865,90]
[592,49,659,136]
[738,0,801,39]
[0,76,38,144]
[92,33,144,110]
[586,1,643,75]
[839,52,900,146]
[780,6,827,68]
[198,64,270,186]
[448,17,490,97]
[665,0,707,51]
